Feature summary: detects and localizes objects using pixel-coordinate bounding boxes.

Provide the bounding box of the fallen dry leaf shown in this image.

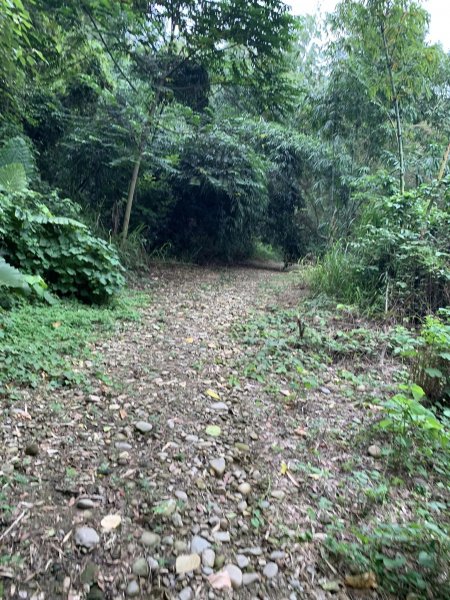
[52,321,62,328]
[345,572,378,589]
[100,514,121,531]
[185,337,194,343]
[208,570,233,590]
[205,388,220,400]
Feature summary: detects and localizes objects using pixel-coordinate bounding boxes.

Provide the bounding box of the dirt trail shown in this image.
[1,265,380,600]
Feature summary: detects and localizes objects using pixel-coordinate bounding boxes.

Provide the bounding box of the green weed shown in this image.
[0,290,146,395]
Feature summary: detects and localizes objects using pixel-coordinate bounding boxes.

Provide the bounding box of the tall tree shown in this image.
[80,0,296,241]
[329,0,438,193]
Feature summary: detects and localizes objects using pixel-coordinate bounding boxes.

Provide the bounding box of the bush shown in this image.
[310,181,450,317]
[0,191,125,303]
[166,127,268,262]
[411,309,450,404]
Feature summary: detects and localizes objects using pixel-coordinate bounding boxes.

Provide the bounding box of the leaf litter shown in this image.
[0,264,448,599]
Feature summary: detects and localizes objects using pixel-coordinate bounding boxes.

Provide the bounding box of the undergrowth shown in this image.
[0,291,147,396]
[234,289,449,599]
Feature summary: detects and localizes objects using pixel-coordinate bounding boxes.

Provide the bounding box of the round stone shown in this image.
[74,527,100,551]
[140,531,161,548]
[237,482,251,496]
[236,554,249,569]
[134,421,152,434]
[224,564,243,589]
[179,587,194,600]
[210,457,226,477]
[132,557,149,577]
[126,580,140,597]
[77,498,95,510]
[243,572,261,586]
[190,535,210,554]
[271,489,285,500]
[202,548,215,568]
[368,444,382,458]
[263,562,279,579]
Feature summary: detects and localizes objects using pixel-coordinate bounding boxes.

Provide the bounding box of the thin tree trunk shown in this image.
[121,88,164,244]
[122,150,144,244]
[380,21,405,194]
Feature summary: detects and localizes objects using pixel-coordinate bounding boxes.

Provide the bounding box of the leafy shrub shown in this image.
[391,310,450,404]
[167,127,268,262]
[310,181,450,316]
[412,310,450,403]
[0,191,125,303]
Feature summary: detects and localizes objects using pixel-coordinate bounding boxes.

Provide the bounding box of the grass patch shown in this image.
[0,290,148,395]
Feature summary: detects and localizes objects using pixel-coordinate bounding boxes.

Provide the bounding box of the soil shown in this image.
[0,264,434,600]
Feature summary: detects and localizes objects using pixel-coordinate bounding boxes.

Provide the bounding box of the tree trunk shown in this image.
[121,87,164,244]
[380,21,405,194]
[122,151,143,244]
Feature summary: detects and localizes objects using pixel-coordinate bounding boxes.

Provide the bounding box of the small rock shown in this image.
[210,457,226,477]
[241,547,262,556]
[211,402,228,411]
[126,580,140,597]
[24,443,39,457]
[174,540,188,554]
[134,421,152,434]
[237,482,251,496]
[236,554,249,569]
[176,554,201,574]
[269,550,286,561]
[237,500,247,513]
[74,527,100,551]
[140,531,161,548]
[115,442,132,450]
[214,555,225,569]
[202,548,215,568]
[191,535,211,554]
[263,562,278,579]
[132,557,149,577]
[156,498,177,517]
[162,535,174,546]
[213,531,230,543]
[77,498,95,510]
[224,564,243,589]
[118,452,129,465]
[234,443,250,452]
[368,444,382,458]
[179,587,194,600]
[242,573,261,586]
[147,557,159,572]
[271,489,285,500]
[175,490,188,502]
[172,512,183,528]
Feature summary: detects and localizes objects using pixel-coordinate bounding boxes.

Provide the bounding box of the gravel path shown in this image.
[1,265,380,600]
